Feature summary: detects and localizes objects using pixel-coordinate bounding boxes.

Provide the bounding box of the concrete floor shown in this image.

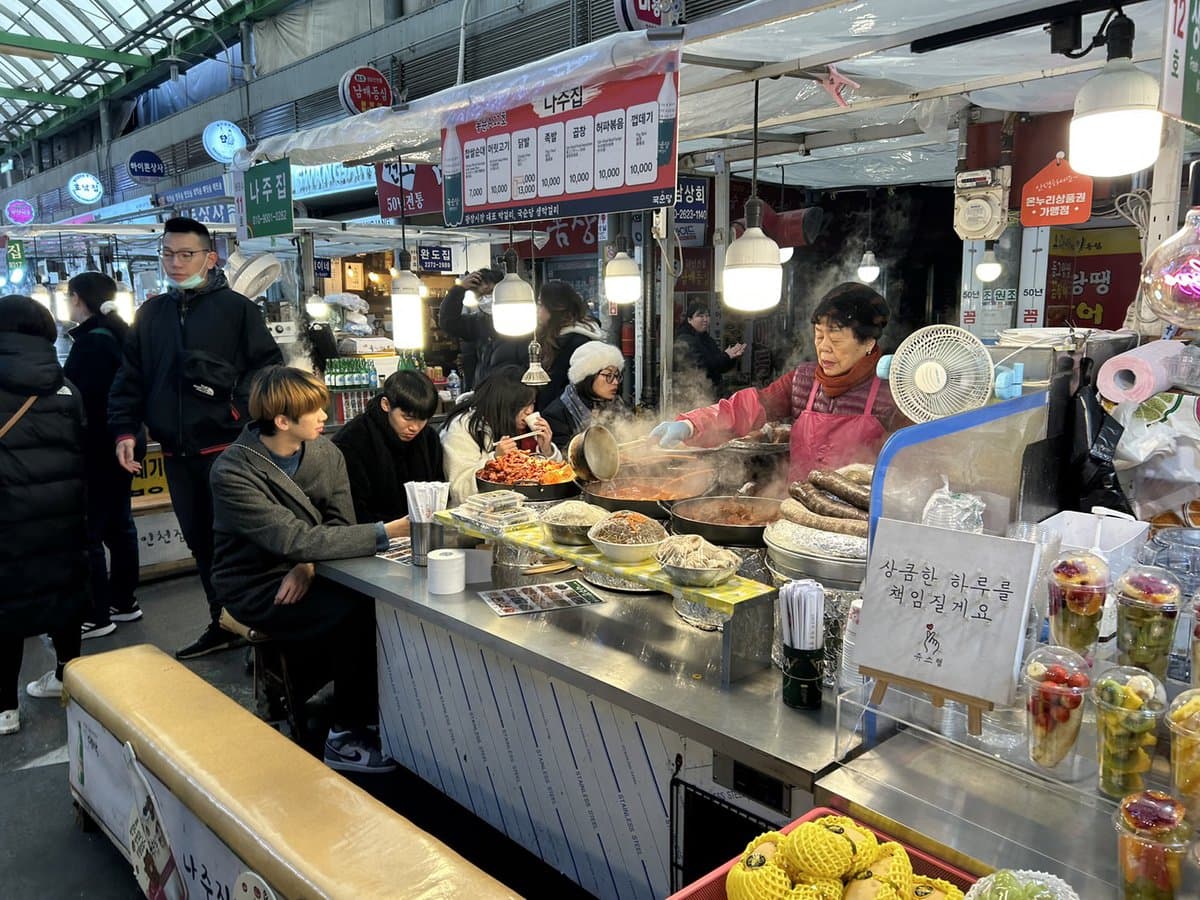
[0,572,593,898]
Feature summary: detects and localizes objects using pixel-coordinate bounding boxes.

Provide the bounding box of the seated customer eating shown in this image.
[333,369,443,530]
[209,366,408,773]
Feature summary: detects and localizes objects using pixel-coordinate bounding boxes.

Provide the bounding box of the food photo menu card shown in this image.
[376,538,413,565]
[479,580,604,617]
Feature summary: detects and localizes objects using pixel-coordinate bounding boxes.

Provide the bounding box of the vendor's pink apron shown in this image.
[788,377,888,484]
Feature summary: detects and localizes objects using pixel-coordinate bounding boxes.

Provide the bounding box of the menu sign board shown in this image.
[441,68,679,227]
[855,518,1038,706]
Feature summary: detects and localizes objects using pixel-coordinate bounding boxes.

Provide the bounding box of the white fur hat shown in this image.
[568,341,625,384]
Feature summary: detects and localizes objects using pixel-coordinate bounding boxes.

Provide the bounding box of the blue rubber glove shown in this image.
[648,420,692,449]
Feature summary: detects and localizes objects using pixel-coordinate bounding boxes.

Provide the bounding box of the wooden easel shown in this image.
[859,666,995,736]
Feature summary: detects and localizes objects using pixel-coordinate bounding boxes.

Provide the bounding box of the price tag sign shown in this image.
[242,158,293,238]
[855,518,1038,706]
[440,60,679,227]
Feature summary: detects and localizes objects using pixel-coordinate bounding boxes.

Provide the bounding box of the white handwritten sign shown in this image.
[856,518,1038,706]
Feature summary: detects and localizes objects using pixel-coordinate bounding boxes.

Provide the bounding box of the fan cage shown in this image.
[888,325,995,423]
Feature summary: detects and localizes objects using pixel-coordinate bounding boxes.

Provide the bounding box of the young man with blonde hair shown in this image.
[209,366,407,772]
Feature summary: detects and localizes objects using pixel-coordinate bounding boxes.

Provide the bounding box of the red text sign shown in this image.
[339,66,392,115]
[1020,157,1093,227]
[375,163,445,218]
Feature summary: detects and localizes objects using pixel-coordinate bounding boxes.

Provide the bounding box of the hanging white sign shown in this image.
[67,172,104,204]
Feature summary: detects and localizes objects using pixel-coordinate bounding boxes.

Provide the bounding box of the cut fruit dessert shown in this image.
[1114,566,1182,680]
[1166,689,1200,825]
[1047,551,1109,656]
[1094,669,1165,799]
[1023,648,1090,770]
[1116,790,1191,900]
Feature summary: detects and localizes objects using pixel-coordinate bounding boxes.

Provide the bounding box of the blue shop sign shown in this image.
[127,150,167,184]
[158,176,229,207]
[314,257,332,279]
[183,203,237,224]
[417,245,453,272]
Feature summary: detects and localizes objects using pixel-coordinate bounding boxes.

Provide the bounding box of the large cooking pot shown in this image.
[582,461,717,518]
[475,476,580,501]
[668,496,782,546]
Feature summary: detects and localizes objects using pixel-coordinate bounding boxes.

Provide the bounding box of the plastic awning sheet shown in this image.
[239,30,682,169]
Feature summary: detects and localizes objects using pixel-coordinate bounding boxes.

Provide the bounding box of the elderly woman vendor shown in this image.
[649,283,907,483]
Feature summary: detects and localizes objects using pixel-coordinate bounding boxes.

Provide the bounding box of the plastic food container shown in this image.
[1047,549,1111,657]
[1115,565,1182,679]
[1114,790,1192,900]
[1094,666,1167,799]
[1022,646,1090,772]
[1167,689,1200,827]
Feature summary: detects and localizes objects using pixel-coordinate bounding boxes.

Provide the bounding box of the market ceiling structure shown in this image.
[245,0,1170,190]
[0,0,294,149]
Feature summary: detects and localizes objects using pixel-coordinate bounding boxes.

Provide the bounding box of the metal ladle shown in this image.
[566,425,621,482]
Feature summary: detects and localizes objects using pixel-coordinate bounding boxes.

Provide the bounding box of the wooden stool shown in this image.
[218,609,311,745]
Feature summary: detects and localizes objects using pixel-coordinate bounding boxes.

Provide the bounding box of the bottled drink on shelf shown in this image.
[447,369,461,400]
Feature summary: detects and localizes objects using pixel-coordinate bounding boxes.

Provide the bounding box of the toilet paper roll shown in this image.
[427,548,466,595]
[1097,339,1184,404]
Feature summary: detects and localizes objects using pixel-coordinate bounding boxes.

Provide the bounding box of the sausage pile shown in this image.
[781,466,873,538]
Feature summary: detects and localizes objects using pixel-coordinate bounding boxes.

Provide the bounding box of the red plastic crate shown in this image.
[667,806,977,900]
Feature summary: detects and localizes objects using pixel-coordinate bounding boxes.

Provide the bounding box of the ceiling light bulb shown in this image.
[723,199,782,313]
[113,281,135,323]
[856,250,880,284]
[8,267,24,284]
[975,249,1002,283]
[390,270,425,349]
[779,246,794,264]
[604,251,641,304]
[306,298,330,319]
[491,249,536,336]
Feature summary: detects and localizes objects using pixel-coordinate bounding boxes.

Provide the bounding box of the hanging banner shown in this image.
[375,163,445,218]
[441,63,680,227]
[1045,226,1142,330]
[1019,155,1093,228]
[1162,0,1200,126]
[242,158,293,239]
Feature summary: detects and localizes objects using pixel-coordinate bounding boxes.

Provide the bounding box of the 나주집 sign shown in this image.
[441,65,680,227]
[417,245,453,272]
[242,158,293,238]
[1020,156,1093,228]
[855,518,1038,707]
[375,162,444,218]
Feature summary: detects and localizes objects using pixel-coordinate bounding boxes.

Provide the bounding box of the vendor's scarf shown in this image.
[561,382,592,432]
[815,344,883,398]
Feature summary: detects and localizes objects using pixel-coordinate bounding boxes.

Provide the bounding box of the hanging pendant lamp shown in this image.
[492,247,536,336]
[604,233,641,304]
[857,192,880,283]
[390,156,426,350]
[723,80,782,313]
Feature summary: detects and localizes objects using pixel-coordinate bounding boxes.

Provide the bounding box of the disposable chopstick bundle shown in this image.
[779,580,825,650]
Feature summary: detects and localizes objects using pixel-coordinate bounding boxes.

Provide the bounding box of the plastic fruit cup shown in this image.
[1192,598,1200,690]
[1023,645,1090,772]
[1167,689,1200,827]
[1115,790,1191,900]
[1094,666,1167,800]
[1047,550,1110,657]
[1115,566,1182,681]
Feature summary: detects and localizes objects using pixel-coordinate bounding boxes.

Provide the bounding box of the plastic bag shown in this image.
[1112,392,1200,519]
[921,475,985,532]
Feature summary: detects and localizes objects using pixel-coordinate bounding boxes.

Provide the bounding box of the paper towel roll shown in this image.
[427,548,466,595]
[1097,340,1184,403]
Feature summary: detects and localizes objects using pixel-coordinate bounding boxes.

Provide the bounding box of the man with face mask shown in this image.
[108,217,282,660]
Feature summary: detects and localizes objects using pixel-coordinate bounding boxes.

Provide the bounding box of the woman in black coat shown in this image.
[673,301,745,398]
[0,294,88,734]
[63,273,144,639]
[332,370,443,527]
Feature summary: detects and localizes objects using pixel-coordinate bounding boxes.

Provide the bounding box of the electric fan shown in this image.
[877,325,995,423]
[225,250,282,298]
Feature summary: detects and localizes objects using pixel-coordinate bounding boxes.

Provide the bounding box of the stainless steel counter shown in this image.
[320,556,840,791]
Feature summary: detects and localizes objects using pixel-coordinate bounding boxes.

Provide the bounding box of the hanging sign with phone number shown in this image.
[440,62,680,227]
[1162,0,1200,126]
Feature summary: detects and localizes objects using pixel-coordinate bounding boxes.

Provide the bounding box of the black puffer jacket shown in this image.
[675,321,736,392]
[0,332,88,636]
[332,397,444,524]
[108,270,282,455]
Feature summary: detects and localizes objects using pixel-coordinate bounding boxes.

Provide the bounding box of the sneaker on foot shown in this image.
[108,600,143,623]
[80,621,117,640]
[26,670,62,699]
[0,709,18,735]
[175,624,245,660]
[323,729,397,774]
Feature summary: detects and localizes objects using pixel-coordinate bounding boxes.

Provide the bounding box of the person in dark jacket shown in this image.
[0,294,88,734]
[108,217,283,661]
[210,367,408,772]
[531,281,605,409]
[332,370,442,527]
[542,341,628,450]
[674,301,745,398]
[438,268,511,390]
[64,273,144,639]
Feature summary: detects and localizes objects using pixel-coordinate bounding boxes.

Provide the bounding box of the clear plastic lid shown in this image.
[1049,549,1111,590]
[1022,645,1091,695]
[1114,790,1191,847]
[1092,665,1167,716]
[1114,564,1183,611]
[1167,688,1200,737]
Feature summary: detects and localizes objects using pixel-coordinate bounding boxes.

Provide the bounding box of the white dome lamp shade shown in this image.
[604,234,641,304]
[491,247,536,336]
[976,246,1003,283]
[857,250,881,283]
[390,248,425,350]
[1068,11,1162,178]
